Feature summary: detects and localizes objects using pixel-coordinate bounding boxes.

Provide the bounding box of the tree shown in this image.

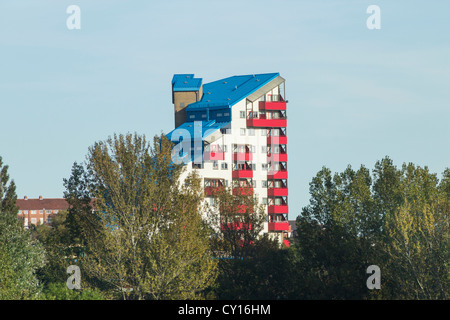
[206,185,284,299]
[0,156,46,299]
[79,133,217,299]
[294,157,449,300]
[383,164,449,299]
[293,164,381,299]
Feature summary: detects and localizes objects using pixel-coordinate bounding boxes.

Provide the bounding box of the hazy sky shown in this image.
[1,0,449,218]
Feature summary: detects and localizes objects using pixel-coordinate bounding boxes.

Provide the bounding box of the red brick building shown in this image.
[16,196,69,228]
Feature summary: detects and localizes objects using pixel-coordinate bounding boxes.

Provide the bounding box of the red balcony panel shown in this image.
[268,153,288,162]
[267,136,287,145]
[267,187,288,197]
[259,101,287,111]
[204,151,225,161]
[268,221,290,231]
[221,221,253,231]
[268,205,289,214]
[283,239,290,247]
[232,153,253,161]
[204,186,224,196]
[232,170,253,179]
[232,187,254,196]
[247,118,287,128]
[267,171,288,180]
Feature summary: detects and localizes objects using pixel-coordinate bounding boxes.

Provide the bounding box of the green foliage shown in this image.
[39,282,104,300]
[75,133,217,300]
[0,156,46,300]
[293,157,449,300]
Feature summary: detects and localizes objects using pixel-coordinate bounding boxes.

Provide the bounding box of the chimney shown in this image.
[39,196,43,200]
[24,196,28,200]
[171,74,203,128]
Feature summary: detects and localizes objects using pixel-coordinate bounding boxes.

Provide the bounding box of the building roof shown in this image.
[166,120,230,143]
[16,198,69,211]
[186,72,280,110]
[172,74,203,92]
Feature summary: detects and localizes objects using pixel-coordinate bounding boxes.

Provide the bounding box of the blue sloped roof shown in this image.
[186,72,279,110]
[167,72,280,163]
[172,74,203,92]
[166,120,230,143]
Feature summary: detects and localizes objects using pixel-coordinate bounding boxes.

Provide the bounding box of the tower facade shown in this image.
[167,73,289,246]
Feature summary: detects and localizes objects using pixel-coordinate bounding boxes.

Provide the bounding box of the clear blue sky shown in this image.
[1,0,449,219]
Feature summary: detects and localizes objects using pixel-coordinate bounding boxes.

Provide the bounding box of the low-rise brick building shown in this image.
[16,196,69,228]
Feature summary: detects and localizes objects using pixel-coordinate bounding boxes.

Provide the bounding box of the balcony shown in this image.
[247,116,287,128]
[259,100,286,111]
[233,152,253,161]
[204,145,225,161]
[267,170,288,180]
[232,170,253,179]
[221,221,253,231]
[267,135,287,145]
[268,204,289,214]
[204,151,225,161]
[267,187,288,197]
[268,221,290,231]
[232,187,254,196]
[204,186,224,196]
[267,152,288,162]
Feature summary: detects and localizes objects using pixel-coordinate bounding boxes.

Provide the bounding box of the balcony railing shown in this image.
[267,152,288,162]
[246,113,287,128]
[267,187,288,197]
[267,135,287,145]
[233,152,253,161]
[232,170,253,179]
[268,221,290,231]
[268,204,289,214]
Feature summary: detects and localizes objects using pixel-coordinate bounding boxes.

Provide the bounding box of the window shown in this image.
[262,163,268,171]
[39,218,43,225]
[262,198,268,205]
[261,129,267,136]
[217,113,223,117]
[262,180,268,188]
[31,218,37,225]
[248,128,255,136]
[221,162,228,170]
[223,145,227,152]
[18,210,21,214]
[201,113,207,119]
[54,210,59,214]
[189,114,195,119]
[31,210,36,215]
[261,146,267,153]
[240,128,246,136]
[240,111,246,118]
[224,112,230,117]
[252,180,256,188]
[39,210,43,214]
[46,210,52,214]
[23,210,28,215]
[193,162,204,169]
[252,163,256,171]
[24,218,28,226]
[213,161,218,170]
